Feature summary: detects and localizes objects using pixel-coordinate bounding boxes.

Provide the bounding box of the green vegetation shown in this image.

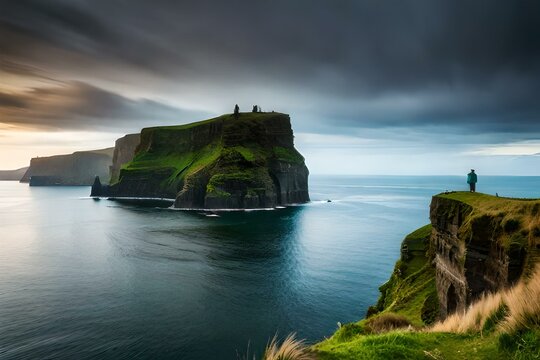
[368,224,437,327]
[309,194,540,360]
[315,331,503,360]
[115,112,303,200]
[233,146,257,162]
[273,146,304,164]
[314,265,540,360]
[311,224,442,358]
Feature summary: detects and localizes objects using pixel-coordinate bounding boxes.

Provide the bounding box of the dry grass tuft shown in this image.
[262,333,314,360]
[500,268,540,333]
[430,292,504,333]
[365,313,412,334]
[430,265,540,334]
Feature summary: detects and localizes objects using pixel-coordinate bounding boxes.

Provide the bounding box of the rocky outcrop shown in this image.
[430,194,540,318]
[0,167,28,181]
[21,148,114,186]
[99,112,310,208]
[109,133,140,183]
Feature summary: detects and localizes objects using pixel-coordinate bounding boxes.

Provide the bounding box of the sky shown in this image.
[1,0,539,175]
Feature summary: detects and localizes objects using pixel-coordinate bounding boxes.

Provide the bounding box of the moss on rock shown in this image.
[105,112,310,208]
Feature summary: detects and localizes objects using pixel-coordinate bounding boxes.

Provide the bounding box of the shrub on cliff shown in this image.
[365,313,412,334]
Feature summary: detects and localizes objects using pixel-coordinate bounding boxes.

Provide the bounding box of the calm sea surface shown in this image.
[1,176,539,359]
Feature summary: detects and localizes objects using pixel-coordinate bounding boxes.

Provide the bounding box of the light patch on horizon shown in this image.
[295,133,379,148]
[466,141,540,156]
[0,129,124,169]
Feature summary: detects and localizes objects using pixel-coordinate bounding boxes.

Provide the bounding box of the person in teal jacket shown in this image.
[467,169,477,192]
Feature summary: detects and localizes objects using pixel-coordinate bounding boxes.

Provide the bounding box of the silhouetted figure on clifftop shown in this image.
[467,169,477,192]
[234,104,239,119]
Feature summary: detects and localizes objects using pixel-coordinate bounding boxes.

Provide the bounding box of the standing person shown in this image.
[467,169,478,192]
[234,104,240,118]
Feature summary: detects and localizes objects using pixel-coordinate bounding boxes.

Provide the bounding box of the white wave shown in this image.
[105,197,176,202]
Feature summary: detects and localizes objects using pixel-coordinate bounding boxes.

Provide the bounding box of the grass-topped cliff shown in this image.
[434,192,540,260]
[21,148,113,186]
[103,112,309,208]
[256,192,540,360]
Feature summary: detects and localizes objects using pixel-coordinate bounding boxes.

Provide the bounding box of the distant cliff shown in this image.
[21,148,114,186]
[0,167,28,181]
[93,112,310,209]
[109,134,140,183]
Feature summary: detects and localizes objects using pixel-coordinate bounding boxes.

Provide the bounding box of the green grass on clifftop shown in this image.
[436,192,540,274]
[369,224,437,327]
[436,191,540,208]
[115,112,303,198]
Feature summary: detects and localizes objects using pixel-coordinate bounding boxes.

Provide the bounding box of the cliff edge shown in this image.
[109,133,140,184]
[95,112,309,209]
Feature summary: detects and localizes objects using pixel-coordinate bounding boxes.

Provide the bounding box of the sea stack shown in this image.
[100,112,310,209]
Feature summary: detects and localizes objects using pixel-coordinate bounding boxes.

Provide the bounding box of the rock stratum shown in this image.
[430,193,540,318]
[21,148,114,186]
[93,112,310,209]
[109,133,141,184]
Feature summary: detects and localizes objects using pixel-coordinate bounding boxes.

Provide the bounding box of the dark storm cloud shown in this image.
[0,81,207,131]
[0,0,539,135]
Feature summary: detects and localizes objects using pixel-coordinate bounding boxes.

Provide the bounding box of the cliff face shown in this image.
[109,134,140,183]
[101,112,310,208]
[318,193,540,358]
[367,192,540,327]
[0,167,28,181]
[21,148,114,186]
[430,193,540,318]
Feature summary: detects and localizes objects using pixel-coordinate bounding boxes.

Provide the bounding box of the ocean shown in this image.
[1,175,539,359]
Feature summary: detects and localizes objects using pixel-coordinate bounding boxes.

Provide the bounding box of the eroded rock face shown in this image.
[430,196,529,318]
[430,197,471,317]
[109,134,140,183]
[103,113,310,208]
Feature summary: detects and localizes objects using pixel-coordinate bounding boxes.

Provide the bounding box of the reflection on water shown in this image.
[1,176,539,359]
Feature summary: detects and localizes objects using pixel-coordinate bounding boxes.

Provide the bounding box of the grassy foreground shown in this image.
[313,261,540,359]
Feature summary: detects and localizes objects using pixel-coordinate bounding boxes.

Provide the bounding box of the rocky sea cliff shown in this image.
[92,112,310,209]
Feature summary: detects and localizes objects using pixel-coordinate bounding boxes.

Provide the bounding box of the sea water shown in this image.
[1,176,538,359]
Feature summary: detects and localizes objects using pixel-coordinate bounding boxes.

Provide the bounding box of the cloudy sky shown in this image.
[1,0,539,174]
